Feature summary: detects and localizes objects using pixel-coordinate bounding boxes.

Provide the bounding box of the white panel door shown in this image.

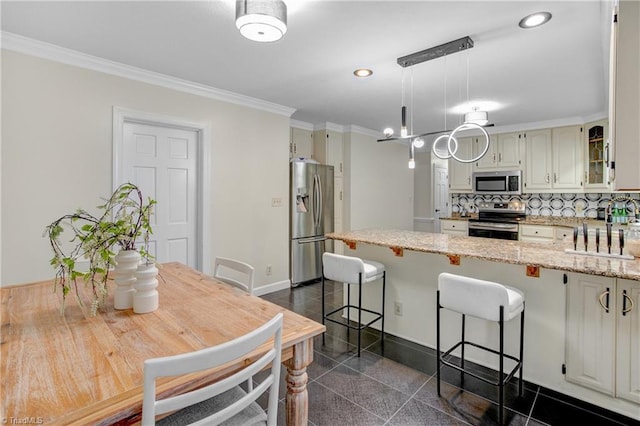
[433,165,449,233]
[121,122,197,267]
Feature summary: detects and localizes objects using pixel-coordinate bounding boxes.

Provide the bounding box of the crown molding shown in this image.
[346,125,381,138]
[289,119,314,131]
[313,122,345,133]
[1,31,296,118]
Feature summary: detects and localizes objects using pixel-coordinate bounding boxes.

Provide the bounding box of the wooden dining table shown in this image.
[0,262,325,425]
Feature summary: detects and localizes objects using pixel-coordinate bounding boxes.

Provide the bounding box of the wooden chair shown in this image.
[213,257,255,294]
[141,313,283,425]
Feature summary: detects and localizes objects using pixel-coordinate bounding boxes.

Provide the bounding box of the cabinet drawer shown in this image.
[441,220,469,232]
[520,225,555,240]
[555,227,573,242]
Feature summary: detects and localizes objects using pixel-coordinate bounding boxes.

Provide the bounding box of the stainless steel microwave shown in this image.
[473,170,522,195]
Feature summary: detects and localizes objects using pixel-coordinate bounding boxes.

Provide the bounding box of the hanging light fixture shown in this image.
[464,107,489,126]
[400,68,408,137]
[408,142,416,169]
[236,0,287,42]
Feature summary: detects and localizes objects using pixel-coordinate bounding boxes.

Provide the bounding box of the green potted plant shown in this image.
[44,183,155,315]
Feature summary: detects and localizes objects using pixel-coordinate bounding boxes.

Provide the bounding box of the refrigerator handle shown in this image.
[317,174,323,230]
[312,174,317,228]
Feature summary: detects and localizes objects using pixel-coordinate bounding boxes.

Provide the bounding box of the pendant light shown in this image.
[236,0,287,42]
[400,68,408,137]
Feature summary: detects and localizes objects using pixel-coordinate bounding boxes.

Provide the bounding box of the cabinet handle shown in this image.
[468,177,471,185]
[554,173,558,183]
[493,153,496,163]
[294,143,297,153]
[499,153,502,162]
[545,174,550,183]
[598,288,610,313]
[605,142,609,167]
[622,289,634,316]
[584,171,588,182]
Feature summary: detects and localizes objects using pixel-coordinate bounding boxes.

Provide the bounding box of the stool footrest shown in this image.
[440,340,522,387]
[324,304,383,331]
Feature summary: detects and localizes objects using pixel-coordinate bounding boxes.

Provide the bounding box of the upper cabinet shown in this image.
[584,120,611,191]
[552,125,584,190]
[611,0,640,190]
[524,129,553,191]
[524,126,583,192]
[290,127,313,159]
[474,132,522,170]
[448,137,473,192]
[313,129,344,177]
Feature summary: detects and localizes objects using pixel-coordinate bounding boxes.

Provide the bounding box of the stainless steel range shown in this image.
[468,201,526,240]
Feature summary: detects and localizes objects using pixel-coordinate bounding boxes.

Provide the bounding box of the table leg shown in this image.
[284,338,313,426]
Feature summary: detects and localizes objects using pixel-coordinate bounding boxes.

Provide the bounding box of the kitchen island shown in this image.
[326,229,640,421]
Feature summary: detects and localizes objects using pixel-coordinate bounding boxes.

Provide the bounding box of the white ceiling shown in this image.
[1,0,613,139]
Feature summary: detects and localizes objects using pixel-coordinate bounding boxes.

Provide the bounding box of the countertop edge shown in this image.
[327,230,640,281]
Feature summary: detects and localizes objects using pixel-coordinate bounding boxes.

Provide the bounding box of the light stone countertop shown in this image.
[440,214,606,228]
[326,229,640,281]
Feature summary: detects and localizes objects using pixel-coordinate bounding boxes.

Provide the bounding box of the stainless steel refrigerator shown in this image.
[290,160,334,286]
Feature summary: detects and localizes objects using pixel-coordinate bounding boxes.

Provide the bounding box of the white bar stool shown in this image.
[321,252,386,357]
[436,272,525,425]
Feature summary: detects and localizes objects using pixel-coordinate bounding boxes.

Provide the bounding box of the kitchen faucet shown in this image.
[606,195,639,223]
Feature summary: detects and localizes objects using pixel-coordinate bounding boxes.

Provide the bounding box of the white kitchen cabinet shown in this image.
[566,273,616,395]
[555,227,573,242]
[566,274,640,404]
[290,127,313,159]
[448,137,473,192]
[313,129,344,177]
[441,220,468,236]
[524,129,553,191]
[552,125,584,190]
[616,278,640,404]
[474,132,522,170]
[611,0,640,191]
[519,224,555,242]
[524,126,583,192]
[584,120,611,191]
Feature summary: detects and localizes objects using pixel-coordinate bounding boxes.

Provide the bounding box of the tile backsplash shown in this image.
[451,193,640,218]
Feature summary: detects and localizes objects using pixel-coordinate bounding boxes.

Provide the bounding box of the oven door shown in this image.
[468,222,519,240]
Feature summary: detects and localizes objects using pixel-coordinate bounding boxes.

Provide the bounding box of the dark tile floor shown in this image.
[260,279,640,426]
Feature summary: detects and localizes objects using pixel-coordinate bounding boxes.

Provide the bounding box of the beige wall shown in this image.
[1,50,290,288]
[347,132,414,230]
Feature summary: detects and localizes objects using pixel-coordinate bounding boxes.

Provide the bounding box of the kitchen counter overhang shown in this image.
[326,229,640,281]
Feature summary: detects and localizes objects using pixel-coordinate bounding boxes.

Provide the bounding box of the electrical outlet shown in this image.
[394,301,403,316]
[271,197,282,207]
[266,264,272,275]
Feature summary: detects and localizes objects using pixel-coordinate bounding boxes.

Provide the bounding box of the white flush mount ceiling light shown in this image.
[519,12,552,29]
[464,107,489,126]
[236,0,287,42]
[354,68,373,77]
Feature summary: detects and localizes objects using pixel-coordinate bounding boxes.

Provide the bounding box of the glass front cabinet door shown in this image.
[584,120,610,191]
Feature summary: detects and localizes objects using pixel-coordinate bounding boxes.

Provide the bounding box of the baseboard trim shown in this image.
[253,279,290,296]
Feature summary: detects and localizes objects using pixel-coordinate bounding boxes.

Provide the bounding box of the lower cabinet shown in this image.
[519,224,555,242]
[441,220,468,236]
[565,273,640,404]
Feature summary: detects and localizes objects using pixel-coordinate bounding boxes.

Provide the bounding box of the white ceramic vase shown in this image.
[133,263,159,314]
[113,250,141,310]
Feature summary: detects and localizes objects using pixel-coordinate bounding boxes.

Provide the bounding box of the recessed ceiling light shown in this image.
[353,68,373,78]
[519,12,552,29]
